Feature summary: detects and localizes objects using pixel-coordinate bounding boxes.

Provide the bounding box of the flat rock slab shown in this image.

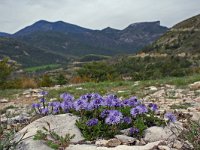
[67,140,164,150]
[15,114,84,150]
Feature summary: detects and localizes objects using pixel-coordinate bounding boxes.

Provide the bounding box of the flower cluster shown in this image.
[86,118,99,126]
[164,112,176,123]
[33,93,145,115]
[105,110,123,125]
[32,91,176,139]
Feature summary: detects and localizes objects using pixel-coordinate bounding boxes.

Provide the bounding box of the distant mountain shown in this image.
[143,14,200,54]
[0,32,10,37]
[14,20,92,36]
[0,20,168,67]
[13,20,168,56]
[0,37,68,67]
[118,21,168,47]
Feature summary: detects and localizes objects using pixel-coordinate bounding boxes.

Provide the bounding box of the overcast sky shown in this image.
[0,0,200,33]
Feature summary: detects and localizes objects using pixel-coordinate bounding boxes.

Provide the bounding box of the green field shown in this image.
[1,74,200,100]
[0,89,23,99]
[24,64,61,73]
[46,74,200,99]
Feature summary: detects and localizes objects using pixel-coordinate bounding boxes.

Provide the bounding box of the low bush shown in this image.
[181,119,200,150]
[33,122,75,150]
[0,124,27,150]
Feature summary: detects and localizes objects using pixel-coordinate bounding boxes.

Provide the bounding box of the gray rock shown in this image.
[190,112,200,123]
[15,114,84,150]
[95,139,108,146]
[148,86,158,91]
[16,139,52,150]
[189,81,200,90]
[173,140,183,149]
[135,140,140,146]
[6,109,16,115]
[182,140,194,150]
[152,89,165,98]
[139,138,146,145]
[120,128,131,136]
[67,140,164,150]
[144,122,183,143]
[158,145,171,150]
[106,138,121,147]
[0,98,9,103]
[114,135,136,144]
[5,113,31,125]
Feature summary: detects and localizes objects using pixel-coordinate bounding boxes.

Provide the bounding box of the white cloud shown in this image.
[0,0,200,33]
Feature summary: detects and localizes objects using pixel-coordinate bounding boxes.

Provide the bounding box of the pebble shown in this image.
[115,135,136,144]
[0,98,9,103]
[106,138,121,147]
[173,140,183,149]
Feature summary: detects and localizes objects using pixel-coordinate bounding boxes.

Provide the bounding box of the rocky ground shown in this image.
[0,81,200,150]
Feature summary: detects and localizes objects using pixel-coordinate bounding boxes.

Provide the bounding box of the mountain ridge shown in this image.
[142,14,200,54]
[13,20,92,37]
[0,20,168,67]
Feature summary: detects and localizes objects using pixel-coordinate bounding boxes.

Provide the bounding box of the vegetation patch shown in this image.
[24,64,61,73]
[170,103,192,109]
[32,92,175,142]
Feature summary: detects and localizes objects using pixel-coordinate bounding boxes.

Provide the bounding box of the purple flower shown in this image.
[53,108,59,114]
[122,117,132,124]
[121,97,140,107]
[148,103,158,112]
[60,93,74,101]
[32,103,41,108]
[164,112,176,122]
[52,102,61,109]
[105,98,114,107]
[86,118,98,126]
[107,94,117,100]
[128,97,140,107]
[137,104,148,114]
[105,115,121,125]
[121,99,130,107]
[40,91,48,96]
[92,93,102,99]
[90,98,104,109]
[40,98,46,103]
[100,110,109,118]
[61,101,73,112]
[131,104,148,117]
[48,102,54,107]
[80,93,92,101]
[73,99,88,111]
[130,107,140,117]
[105,110,123,125]
[104,96,120,107]
[108,110,123,118]
[41,108,49,115]
[129,127,139,136]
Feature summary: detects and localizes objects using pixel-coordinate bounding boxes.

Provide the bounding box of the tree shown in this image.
[0,58,15,86]
[56,73,67,85]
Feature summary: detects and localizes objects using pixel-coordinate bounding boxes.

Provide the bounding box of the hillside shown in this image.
[13,20,91,36]
[14,21,167,56]
[0,37,69,67]
[0,20,168,67]
[143,14,200,54]
[0,32,10,37]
